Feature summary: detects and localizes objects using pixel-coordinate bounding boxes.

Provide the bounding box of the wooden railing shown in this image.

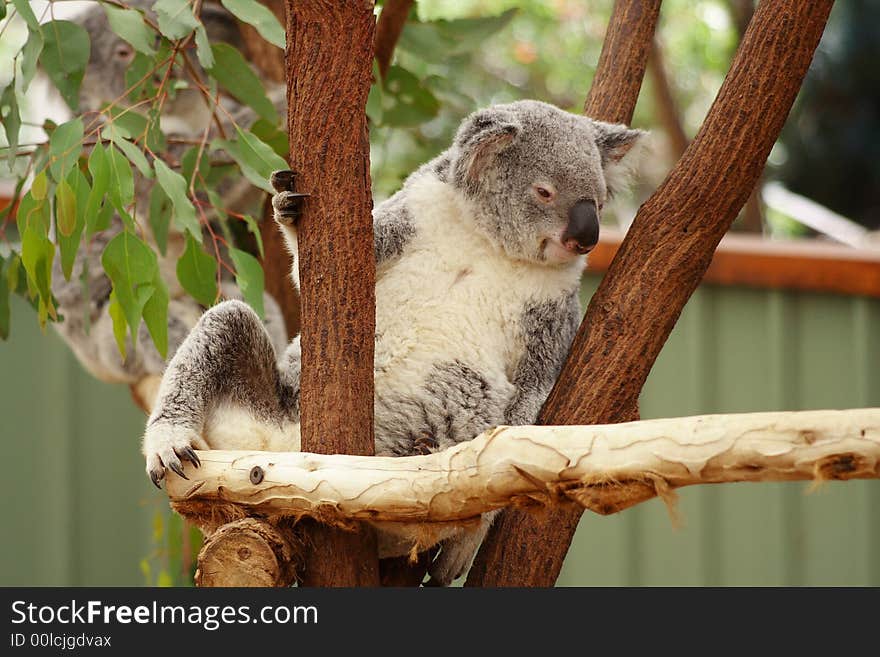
[588,229,880,298]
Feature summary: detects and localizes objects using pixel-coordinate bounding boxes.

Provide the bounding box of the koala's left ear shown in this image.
[454,107,522,186]
[591,120,648,197]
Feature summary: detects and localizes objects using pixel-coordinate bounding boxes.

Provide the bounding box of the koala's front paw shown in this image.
[143,422,204,488]
[270,170,307,226]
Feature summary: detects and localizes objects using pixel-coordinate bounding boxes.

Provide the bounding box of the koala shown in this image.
[142,100,646,585]
[51,1,288,390]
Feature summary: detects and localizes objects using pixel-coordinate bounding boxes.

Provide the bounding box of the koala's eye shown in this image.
[115,44,134,61]
[533,184,556,203]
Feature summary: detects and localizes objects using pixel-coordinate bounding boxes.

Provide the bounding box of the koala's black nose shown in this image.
[562,199,600,254]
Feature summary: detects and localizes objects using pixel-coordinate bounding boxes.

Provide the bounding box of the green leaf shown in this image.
[148,185,172,256]
[48,118,84,183]
[20,29,45,90]
[142,271,169,358]
[41,20,90,110]
[0,3,5,21]
[105,145,135,217]
[85,146,109,236]
[55,178,76,237]
[108,291,128,356]
[213,127,287,193]
[154,0,199,40]
[208,43,277,122]
[193,23,214,69]
[1,86,21,171]
[229,247,264,318]
[56,169,89,280]
[220,0,285,49]
[20,223,56,324]
[30,171,48,201]
[242,214,264,259]
[250,119,288,158]
[125,52,159,103]
[10,0,39,30]
[153,159,201,242]
[381,66,439,127]
[180,146,210,186]
[101,231,160,356]
[103,128,152,178]
[103,5,157,56]
[177,233,218,307]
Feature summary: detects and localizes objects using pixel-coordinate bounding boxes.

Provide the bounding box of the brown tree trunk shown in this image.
[583,0,662,125]
[284,0,380,587]
[374,0,413,79]
[468,0,833,587]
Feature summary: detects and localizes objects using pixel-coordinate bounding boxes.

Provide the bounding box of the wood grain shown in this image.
[284,0,379,587]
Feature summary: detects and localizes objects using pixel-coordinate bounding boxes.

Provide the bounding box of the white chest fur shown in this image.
[374,177,583,402]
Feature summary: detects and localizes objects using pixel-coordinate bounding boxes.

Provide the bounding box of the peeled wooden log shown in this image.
[194,518,301,587]
[167,409,880,525]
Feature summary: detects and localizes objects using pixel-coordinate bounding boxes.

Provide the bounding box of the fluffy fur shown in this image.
[143,99,646,584]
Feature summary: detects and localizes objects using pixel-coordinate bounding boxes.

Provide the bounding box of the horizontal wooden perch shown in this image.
[166,409,880,526]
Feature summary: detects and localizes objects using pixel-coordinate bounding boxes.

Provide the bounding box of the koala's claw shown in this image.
[270,169,296,193]
[413,432,438,455]
[272,191,307,226]
[143,423,204,487]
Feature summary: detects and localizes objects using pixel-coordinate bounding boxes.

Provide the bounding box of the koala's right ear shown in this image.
[453,108,521,186]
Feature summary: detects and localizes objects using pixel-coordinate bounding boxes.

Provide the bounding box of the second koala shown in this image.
[143,99,645,584]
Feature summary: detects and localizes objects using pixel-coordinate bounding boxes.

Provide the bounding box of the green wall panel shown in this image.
[1,277,878,586]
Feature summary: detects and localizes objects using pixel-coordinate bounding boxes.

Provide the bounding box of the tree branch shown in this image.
[374,0,413,79]
[584,0,663,124]
[284,0,379,587]
[468,0,834,587]
[167,409,880,522]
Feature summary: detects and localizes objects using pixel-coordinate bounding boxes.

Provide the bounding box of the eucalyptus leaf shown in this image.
[154,0,200,40]
[154,159,201,242]
[229,247,264,318]
[208,44,278,122]
[213,127,287,193]
[41,20,90,109]
[220,0,285,49]
[48,118,84,183]
[177,233,218,307]
[103,5,157,56]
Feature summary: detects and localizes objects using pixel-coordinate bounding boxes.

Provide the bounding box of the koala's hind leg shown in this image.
[426,510,499,586]
[143,299,301,487]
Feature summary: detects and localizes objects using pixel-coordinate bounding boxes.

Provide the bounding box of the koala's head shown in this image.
[77,1,242,114]
[447,100,646,265]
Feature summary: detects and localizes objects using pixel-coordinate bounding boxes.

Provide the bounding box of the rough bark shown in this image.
[194,518,300,587]
[583,0,662,124]
[167,409,880,521]
[284,0,380,587]
[468,0,835,587]
[374,0,413,79]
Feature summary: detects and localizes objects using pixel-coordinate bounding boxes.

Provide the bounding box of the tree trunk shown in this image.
[283,0,379,587]
[468,0,834,587]
[374,0,413,79]
[583,0,662,125]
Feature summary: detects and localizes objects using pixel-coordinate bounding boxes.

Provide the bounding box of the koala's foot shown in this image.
[143,422,205,488]
[270,170,307,226]
[425,510,498,586]
[413,432,438,455]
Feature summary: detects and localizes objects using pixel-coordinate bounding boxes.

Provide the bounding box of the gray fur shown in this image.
[505,292,581,425]
[373,193,416,265]
[144,99,647,584]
